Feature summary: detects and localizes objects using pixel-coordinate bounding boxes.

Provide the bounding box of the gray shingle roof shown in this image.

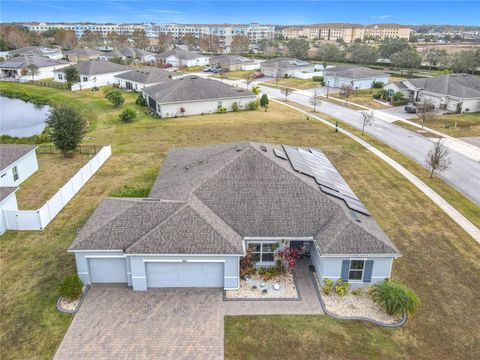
[261,57,312,69]
[407,74,480,98]
[0,187,17,203]
[142,76,254,104]
[59,60,130,75]
[71,143,399,256]
[210,55,252,65]
[114,67,172,84]
[156,49,205,61]
[64,48,104,57]
[324,65,388,79]
[0,144,37,172]
[0,55,67,69]
[106,48,154,59]
[10,46,61,57]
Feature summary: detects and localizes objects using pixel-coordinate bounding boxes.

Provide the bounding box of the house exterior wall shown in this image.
[418,92,480,113]
[0,150,38,187]
[324,75,389,90]
[73,251,128,285]
[310,245,394,288]
[54,70,129,89]
[164,55,209,67]
[115,78,165,91]
[261,65,315,78]
[2,64,69,81]
[0,193,18,235]
[147,95,257,118]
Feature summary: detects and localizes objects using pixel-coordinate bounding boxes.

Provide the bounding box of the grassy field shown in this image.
[262,77,321,90]
[15,154,90,209]
[395,112,480,138]
[209,69,257,80]
[330,88,390,109]
[1,83,479,360]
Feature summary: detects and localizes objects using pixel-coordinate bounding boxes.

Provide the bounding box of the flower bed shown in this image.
[225,270,298,299]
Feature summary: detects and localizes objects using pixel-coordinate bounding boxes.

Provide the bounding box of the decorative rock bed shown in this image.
[312,271,403,325]
[225,270,298,299]
[56,286,88,314]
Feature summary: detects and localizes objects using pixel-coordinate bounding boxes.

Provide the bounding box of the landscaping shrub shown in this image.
[247,100,259,110]
[258,267,279,281]
[352,288,364,296]
[46,104,86,156]
[372,81,384,88]
[119,108,137,123]
[136,94,147,106]
[392,91,406,101]
[105,89,124,108]
[110,185,150,197]
[231,102,239,112]
[58,274,83,301]
[321,278,334,295]
[312,75,324,82]
[216,106,227,114]
[260,94,269,108]
[373,91,383,100]
[392,99,409,106]
[335,279,350,296]
[240,248,255,279]
[370,280,420,317]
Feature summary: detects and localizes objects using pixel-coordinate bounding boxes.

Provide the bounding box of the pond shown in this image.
[0,96,51,137]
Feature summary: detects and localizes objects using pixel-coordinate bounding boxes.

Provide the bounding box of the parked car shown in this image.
[203,66,212,72]
[404,105,417,113]
[252,72,264,79]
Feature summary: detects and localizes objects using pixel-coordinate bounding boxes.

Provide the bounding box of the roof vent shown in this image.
[235,145,242,152]
[76,228,81,234]
[260,145,267,152]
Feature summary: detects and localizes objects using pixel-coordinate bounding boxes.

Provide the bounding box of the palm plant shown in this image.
[370,280,420,317]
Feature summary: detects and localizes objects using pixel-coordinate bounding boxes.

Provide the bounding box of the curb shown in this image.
[223,269,301,302]
[56,285,90,314]
[309,267,407,328]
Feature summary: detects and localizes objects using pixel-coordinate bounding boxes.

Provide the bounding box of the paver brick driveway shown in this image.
[54,286,225,360]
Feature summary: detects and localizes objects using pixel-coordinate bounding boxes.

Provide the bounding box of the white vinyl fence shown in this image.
[4,145,111,231]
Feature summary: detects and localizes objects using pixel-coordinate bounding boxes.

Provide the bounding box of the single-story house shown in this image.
[0,55,69,81]
[209,55,258,71]
[69,142,400,291]
[323,65,390,90]
[0,144,38,235]
[64,48,104,63]
[384,73,480,113]
[105,48,156,63]
[142,76,256,117]
[155,49,209,68]
[54,60,130,90]
[8,46,63,60]
[260,57,315,78]
[114,67,172,90]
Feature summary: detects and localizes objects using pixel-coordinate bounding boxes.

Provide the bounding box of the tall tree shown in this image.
[157,33,173,52]
[424,48,448,69]
[315,44,345,62]
[349,43,379,64]
[199,35,220,53]
[81,30,101,49]
[46,104,87,156]
[391,48,422,72]
[449,50,479,74]
[286,38,309,59]
[182,33,197,49]
[379,38,410,59]
[281,87,293,101]
[132,29,149,49]
[425,139,451,178]
[64,67,80,87]
[340,84,355,104]
[25,64,39,82]
[55,30,77,50]
[230,35,249,54]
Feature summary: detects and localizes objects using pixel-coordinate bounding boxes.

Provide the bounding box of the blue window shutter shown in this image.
[364,260,374,282]
[341,260,350,281]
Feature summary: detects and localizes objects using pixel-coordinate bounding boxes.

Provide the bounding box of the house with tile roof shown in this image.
[323,65,390,89]
[69,142,400,291]
[384,73,480,113]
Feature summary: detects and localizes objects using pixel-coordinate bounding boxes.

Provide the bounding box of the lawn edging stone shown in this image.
[56,286,90,314]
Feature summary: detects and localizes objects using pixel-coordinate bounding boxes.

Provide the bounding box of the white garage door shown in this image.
[146,262,224,288]
[88,258,127,283]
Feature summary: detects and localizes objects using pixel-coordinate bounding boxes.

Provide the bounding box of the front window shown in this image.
[12,166,19,181]
[83,77,88,82]
[217,101,222,109]
[248,243,276,264]
[348,260,365,280]
[58,74,63,80]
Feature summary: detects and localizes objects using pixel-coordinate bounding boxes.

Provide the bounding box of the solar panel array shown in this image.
[282,145,370,216]
[273,148,287,160]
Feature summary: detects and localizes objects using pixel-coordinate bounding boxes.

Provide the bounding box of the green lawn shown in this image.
[330,88,390,109]
[1,83,479,360]
[262,77,321,90]
[210,69,257,80]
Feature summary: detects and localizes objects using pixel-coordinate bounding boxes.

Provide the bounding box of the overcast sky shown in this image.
[1,1,479,26]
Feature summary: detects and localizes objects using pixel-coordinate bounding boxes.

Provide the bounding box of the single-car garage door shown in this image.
[88,258,127,283]
[146,262,224,288]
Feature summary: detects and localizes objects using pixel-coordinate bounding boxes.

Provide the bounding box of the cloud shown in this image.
[371,15,392,20]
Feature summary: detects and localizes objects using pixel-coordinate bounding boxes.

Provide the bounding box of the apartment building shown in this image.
[282,23,411,43]
[24,22,146,38]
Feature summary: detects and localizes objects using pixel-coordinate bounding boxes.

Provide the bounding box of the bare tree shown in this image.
[425,138,451,178]
[157,33,173,52]
[417,99,435,129]
[132,29,149,49]
[274,71,281,87]
[281,87,293,102]
[309,89,322,112]
[26,64,39,82]
[360,110,374,135]
[243,72,253,90]
[340,84,355,104]
[219,67,228,82]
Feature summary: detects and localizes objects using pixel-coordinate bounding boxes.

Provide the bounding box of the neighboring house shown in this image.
[8,46,63,60]
[69,142,400,290]
[0,55,69,81]
[209,55,258,71]
[54,60,130,90]
[64,48,104,62]
[155,49,209,67]
[114,67,172,90]
[106,48,156,63]
[260,57,315,78]
[0,145,38,235]
[384,73,480,113]
[142,76,256,117]
[323,65,390,89]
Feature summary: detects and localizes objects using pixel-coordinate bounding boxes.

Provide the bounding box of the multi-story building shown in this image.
[282,23,411,43]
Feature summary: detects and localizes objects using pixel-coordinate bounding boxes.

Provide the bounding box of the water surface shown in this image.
[0,96,50,137]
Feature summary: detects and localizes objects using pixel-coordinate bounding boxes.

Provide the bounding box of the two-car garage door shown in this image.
[146,262,224,288]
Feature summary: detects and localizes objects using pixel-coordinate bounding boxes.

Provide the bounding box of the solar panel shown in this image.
[274,148,287,160]
[281,145,371,216]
